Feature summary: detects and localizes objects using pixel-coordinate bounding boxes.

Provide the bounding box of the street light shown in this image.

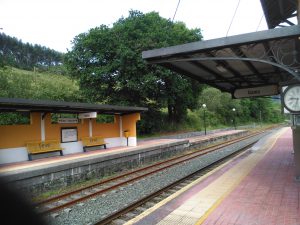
[232,108,236,130]
[259,110,262,127]
[202,104,207,135]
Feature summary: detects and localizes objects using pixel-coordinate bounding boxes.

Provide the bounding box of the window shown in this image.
[0,112,30,125]
[96,114,115,123]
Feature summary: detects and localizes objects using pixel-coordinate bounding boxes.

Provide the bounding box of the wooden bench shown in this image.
[26,140,63,161]
[82,136,107,152]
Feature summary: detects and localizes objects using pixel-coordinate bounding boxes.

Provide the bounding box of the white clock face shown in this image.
[283,85,300,112]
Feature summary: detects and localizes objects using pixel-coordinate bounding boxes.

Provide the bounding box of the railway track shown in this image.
[37,128,272,217]
[96,143,254,225]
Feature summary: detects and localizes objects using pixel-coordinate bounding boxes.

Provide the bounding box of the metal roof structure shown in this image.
[260,0,297,28]
[0,98,148,115]
[142,25,300,97]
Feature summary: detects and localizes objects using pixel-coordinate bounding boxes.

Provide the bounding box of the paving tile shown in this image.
[199,128,300,225]
[127,128,296,225]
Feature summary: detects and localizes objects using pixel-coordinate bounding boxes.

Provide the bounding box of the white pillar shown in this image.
[41,113,45,141]
[89,119,93,137]
[119,116,123,137]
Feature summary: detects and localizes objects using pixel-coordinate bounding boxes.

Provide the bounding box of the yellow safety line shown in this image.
[194,128,286,225]
[125,139,256,225]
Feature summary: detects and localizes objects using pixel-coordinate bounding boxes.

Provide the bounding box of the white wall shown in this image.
[0,147,29,164]
[0,136,137,165]
[61,141,84,155]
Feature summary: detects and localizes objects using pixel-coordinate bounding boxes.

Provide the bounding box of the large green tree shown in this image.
[65,11,203,133]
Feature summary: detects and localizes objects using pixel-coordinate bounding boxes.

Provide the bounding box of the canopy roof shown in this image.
[0,98,148,115]
[142,25,300,96]
[260,0,297,28]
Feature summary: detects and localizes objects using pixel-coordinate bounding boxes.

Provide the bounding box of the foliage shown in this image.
[0,66,84,125]
[65,10,203,133]
[0,12,284,134]
[96,114,115,123]
[0,67,83,101]
[0,32,64,73]
[0,112,30,125]
[197,87,284,128]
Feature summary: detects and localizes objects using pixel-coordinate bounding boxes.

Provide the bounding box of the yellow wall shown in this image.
[45,113,89,141]
[0,112,141,149]
[122,113,140,137]
[0,112,41,148]
[92,115,120,137]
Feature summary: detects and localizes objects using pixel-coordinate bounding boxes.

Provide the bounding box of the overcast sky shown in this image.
[0,0,268,53]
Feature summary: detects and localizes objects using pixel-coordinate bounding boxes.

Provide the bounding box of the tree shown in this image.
[0,32,64,72]
[197,87,284,127]
[65,11,203,132]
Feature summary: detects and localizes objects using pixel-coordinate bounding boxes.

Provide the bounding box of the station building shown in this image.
[0,98,147,164]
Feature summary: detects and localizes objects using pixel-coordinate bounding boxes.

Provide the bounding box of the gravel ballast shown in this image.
[45,131,273,225]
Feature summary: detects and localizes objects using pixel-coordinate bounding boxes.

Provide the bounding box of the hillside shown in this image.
[0,67,83,102]
[0,32,63,70]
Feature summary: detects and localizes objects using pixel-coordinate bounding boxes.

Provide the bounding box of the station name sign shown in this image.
[233,85,279,98]
[78,112,97,119]
[58,118,79,124]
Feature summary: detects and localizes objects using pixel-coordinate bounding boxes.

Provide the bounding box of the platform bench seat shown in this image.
[82,136,107,152]
[26,140,63,161]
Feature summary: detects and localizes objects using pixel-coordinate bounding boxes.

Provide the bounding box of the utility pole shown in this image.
[232,108,236,130]
[202,104,207,135]
[259,110,262,127]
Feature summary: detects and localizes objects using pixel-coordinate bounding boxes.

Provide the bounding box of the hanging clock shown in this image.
[282,84,300,113]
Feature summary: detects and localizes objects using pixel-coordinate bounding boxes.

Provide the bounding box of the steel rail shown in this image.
[37,131,250,206]
[38,127,276,215]
[95,142,256,225]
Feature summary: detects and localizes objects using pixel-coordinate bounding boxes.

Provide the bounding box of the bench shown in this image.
[26,140,63,161]
[82,136,107,152]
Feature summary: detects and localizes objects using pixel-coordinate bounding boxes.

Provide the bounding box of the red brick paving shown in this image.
[201,129,300,225]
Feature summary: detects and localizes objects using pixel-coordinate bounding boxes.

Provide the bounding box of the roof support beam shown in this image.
[231,47,268,83]
[155,56,300,81]
[262,42,285,81]
[206,52,252,86]
[284,19,295,26]
[187,61,238,88]
[161,63,233,92]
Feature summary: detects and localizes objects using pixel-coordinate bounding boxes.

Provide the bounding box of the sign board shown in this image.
[61,127,78,143]
[233,85,279,98]
[58,118,79,124]
[78,112,97,119]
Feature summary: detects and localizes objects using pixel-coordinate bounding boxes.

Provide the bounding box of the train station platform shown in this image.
[0,129,245,197]
[127,127,300,225]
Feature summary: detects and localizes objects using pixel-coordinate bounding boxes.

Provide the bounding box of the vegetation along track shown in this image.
[36,127,275,217]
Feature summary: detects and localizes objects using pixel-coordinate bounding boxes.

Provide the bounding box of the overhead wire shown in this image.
[226,0,241,37]
[256,14,264,31]
[172,0,181,22]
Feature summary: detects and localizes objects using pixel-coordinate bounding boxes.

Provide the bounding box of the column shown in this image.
[292,124,300,181]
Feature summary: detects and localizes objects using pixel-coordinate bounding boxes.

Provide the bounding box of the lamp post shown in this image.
[259,110,262,127]
[202,104,207,135]
[232,108,236,130]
